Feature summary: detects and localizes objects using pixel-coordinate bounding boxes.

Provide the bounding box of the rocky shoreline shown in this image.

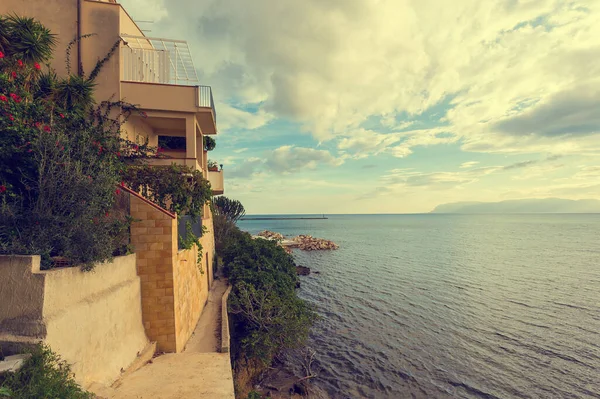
[255,230,339,252]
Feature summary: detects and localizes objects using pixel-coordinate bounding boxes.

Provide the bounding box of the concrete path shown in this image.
[184,279,228,353]
[99,278,235,399]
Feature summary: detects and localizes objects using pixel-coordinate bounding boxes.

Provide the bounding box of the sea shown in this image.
[237,214,600,399]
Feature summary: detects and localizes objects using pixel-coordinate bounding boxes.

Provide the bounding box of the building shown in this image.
[1,0,224,356]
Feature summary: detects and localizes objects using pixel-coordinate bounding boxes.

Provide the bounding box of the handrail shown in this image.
[197,85,217,122]
[121,34,199,85]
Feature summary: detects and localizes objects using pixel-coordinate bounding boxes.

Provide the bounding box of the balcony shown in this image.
[208,170,224,195]
[120,34,217,134]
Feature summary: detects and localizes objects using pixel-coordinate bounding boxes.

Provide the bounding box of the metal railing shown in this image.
[197,85,217,121]
[121,34,199,85]
[122,47,170,83]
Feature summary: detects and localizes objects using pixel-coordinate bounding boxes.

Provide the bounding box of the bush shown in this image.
[0,344,93,399]
[123,164,212,218]
[212,196,246,253]
[0,16,150,270]
[220,213,316,363]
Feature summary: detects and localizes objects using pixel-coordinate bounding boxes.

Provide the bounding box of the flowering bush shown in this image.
[0,16,151,269]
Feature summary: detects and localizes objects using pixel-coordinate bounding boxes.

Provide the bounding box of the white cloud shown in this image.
[460,161,480,169]
[216,103,274,131]
[226,146,343,179]
[266,145,343,174]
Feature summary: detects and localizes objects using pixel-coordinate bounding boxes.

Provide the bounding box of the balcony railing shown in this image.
[121,34,217,122]
[121,34,199,85]
[198,85,216,122]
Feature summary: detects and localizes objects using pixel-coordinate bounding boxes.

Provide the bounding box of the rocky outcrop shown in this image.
[296,265,311,276]
[257,230,284,241]
[292,235,339,251]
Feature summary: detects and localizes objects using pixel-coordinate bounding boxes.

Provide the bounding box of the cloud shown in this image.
[493,85,600,137]
[226,146,343,178]
[121,0,600,157]
[217,103,275,131]
[266,145,343,174]
[227,157,263,179]
[460,161,479,169]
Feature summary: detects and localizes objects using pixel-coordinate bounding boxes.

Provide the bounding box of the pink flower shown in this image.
[9,115,14,121]
[35,122,41,128]
[105,212,109,217]
[116,151,121,157]
[34,63,41,70]
[120,181,125,187]
[17,60,23,68]
[0,95,7,102]
[0,51,4,59]
[133,144,139,151]
[59,113,64,118]
[43,125,51,132]
[0,185,6,193]
[11,71,16,79]
[115,188,121,195]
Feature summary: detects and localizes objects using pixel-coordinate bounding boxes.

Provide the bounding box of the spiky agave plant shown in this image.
[54,74,96,115]
[3,15,56,64]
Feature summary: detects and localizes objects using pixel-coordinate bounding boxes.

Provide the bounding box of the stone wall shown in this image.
[129,191,216,353]
[0,254,148,388]
[129,194,178,352]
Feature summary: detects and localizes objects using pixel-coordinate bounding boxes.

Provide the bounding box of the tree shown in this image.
[212,196,246,222]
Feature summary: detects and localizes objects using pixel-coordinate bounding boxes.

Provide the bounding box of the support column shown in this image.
[185,115,196,169]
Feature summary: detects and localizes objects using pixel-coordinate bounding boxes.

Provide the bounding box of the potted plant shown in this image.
[208,160,219,172]
[203,136,216,152]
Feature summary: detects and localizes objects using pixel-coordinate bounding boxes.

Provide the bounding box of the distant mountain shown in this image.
[431,198,600,214]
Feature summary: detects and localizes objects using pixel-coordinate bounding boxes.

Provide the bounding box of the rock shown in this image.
[296,265,311,276]
[257,230,284,241]
[292,381,309,395]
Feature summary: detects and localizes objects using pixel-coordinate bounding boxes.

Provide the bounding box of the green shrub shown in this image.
[220,213,316,363]
[0,15,151,270]
[123,164,212,218]
[0,344,93,399]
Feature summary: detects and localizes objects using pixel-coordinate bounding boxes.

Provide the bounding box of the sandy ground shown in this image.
[97,278,235,399]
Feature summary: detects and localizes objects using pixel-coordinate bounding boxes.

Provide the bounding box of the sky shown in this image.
[120,0,600,214]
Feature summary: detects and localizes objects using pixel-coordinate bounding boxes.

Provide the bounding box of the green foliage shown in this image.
[212,196,246,222]
[0,15,57,64]
[123,164,212,218]
[0,16,151,270]
[0,344,93,399]
[221,219,316,363]
[211,196,246,259]
[246,391,261,399]
[0,386,11,397]
[203,135,216,151]
[54,75,95,114]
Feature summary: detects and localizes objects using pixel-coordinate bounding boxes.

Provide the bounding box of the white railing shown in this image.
[198,85,216,121]
[121,34,199,85]
[122,47,170,83]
